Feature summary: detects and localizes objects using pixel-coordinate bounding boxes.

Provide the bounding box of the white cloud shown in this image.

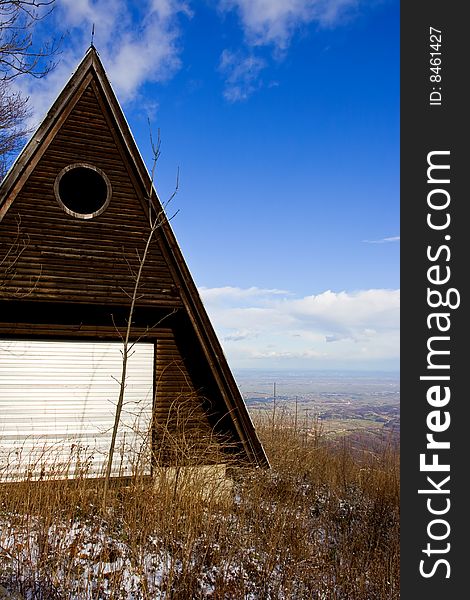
[217,1,360,101]
[12,0,190,128]
[288,289,399,331]
[223,329,256,342]
[251,349,324,359]
[218,50,267,101]
[199,286,399,369]
[363,236,400,244]
[219,0,359,49]
[59,0,122,30]
[199,285,288,302]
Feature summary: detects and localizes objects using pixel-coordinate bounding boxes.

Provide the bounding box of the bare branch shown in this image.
[118,286,134,300]
[110,313,124,343]
[0,2,60,177]
[128,308,177,351]
[0,81,31,177]
[0,1,60,81]
[103,122,181,505]
[163,166,180,209]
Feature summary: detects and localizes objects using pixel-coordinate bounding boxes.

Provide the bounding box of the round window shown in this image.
[54,164,111,219]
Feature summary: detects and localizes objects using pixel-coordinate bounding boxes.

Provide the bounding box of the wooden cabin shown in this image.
[0,47,268,481]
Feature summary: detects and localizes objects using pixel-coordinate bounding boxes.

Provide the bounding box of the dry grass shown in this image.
[0,414,399,599]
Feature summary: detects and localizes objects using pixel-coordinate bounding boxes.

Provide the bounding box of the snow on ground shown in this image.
[0,513,286,599]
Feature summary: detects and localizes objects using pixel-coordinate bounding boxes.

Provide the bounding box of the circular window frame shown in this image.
[54,163,112,220]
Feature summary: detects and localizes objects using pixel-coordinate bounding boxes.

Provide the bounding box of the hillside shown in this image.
[0,415,399,599]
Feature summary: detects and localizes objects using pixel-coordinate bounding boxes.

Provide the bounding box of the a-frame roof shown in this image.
[0,47,269,468]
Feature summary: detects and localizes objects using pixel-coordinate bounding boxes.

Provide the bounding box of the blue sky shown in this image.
[14,0,399,371]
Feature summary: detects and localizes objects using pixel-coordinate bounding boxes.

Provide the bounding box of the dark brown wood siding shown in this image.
[154,335,223,465]
[0,83,181,308]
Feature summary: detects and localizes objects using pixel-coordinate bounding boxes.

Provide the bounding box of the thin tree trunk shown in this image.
[102,223,158,505]
[102,128,178,508]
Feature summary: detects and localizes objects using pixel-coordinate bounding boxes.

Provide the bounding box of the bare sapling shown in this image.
[102,127,179,506]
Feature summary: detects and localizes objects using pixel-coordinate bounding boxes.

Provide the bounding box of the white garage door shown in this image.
[0,340,154,481]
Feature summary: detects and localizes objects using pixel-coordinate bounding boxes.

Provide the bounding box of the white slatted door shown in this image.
[0,340,155,481]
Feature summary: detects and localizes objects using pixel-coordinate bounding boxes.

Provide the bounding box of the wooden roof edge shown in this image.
[0,48,96,211]
[186,274,270,467]
[0,47,153,215]
[86,49,160,203]
[160,230,270,468]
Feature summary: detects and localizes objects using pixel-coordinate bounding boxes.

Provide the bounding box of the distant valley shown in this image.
[234,369,400,446]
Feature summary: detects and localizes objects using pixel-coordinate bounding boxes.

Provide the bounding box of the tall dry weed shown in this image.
[0,413,399,599]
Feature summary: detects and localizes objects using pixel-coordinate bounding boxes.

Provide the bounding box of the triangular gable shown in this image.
[0,47,268,468]
[1,79,178,306]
